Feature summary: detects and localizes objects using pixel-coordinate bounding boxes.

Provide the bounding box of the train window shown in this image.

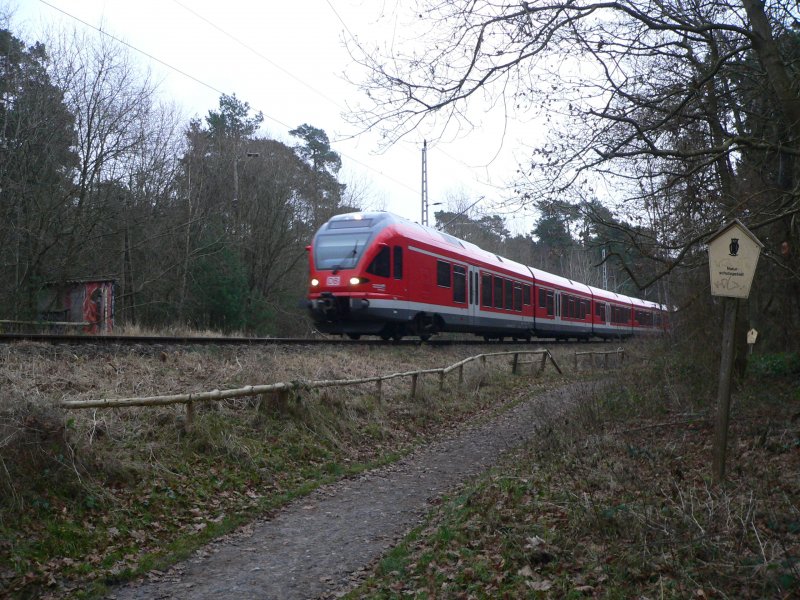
[393,246,403,279]
[481,274,492,307]
[523,285,531,306]
[313,232,370,270]
[493,277,504,309]
[328,219,373,229]
[636,310,653,326]
[366,246,391,278]
[505,280,513,310]
[611,306,631,324]
[539,289,554,316]
[513,284,523,312]
[437,260,451,287]
[453,265,466,303]
[596,303,606,322]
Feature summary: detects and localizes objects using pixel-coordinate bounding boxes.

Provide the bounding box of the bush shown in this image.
[748,352,800,378]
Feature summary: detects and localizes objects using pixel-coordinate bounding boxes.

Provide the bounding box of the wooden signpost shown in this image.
[707,220,763,483]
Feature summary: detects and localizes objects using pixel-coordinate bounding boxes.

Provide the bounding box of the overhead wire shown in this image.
[34,0,421,196]
[36,0,511,203]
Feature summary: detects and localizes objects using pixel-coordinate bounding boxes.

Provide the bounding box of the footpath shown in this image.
[109,382,595,600]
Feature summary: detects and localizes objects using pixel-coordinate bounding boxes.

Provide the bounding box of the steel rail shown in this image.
[0,333,612,346]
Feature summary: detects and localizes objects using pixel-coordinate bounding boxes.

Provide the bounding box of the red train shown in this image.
[306,212,667,341]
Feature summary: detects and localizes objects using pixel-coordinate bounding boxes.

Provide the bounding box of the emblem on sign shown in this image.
[729,238,739,256]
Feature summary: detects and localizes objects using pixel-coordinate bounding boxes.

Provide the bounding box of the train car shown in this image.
[587,285,634,340]
[307,211,667,341]
[531,268,593,340]
[630,296,667,334]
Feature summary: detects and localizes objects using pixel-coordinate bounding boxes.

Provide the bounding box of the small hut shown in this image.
[38,278,116,333]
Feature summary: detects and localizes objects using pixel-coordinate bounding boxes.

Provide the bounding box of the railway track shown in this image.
[0,332,612,347]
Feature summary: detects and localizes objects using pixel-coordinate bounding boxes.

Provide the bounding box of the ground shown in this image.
[108,382,591,599]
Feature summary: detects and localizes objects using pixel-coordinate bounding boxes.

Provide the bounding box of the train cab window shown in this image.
[453,265,466,303]
[523,285,531,306]
[437,260,451,287]
[513,284,523,312]
[393,246,403,279]
[481,274,492,307]
[493,277,504,309]
[366,246,390,277]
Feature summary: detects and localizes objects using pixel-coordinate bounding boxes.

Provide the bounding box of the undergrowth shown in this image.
[0,342,568,599]
[350,347,800,599]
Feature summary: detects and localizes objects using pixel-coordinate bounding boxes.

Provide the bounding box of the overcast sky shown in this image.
[11,0,538,229]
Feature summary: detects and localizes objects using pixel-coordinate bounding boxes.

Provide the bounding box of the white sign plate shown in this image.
[708,220,763,299]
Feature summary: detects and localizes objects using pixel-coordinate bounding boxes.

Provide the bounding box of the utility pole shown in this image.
[421,140,429,226]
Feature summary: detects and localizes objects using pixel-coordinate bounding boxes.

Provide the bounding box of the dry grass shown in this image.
[349,342,800,599]
[0,339,575,598]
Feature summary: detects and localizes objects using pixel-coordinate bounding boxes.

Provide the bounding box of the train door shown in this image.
[555,291,561,321]
[467,265,480,326]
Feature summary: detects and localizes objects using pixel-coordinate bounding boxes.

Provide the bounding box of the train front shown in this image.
[306,212,402,338]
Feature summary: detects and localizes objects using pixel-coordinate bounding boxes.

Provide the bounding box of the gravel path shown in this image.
[109,382,595,600]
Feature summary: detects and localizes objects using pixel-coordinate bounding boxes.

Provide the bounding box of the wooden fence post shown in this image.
[411,373,418,399]
[574,352,578,371]
[185,401,194,433]
[538,351,547,375]
[512,353,519,375]
[458,364,464,384]
[376,378,383,404]
[439,371,445,391]
[604,352,609,369]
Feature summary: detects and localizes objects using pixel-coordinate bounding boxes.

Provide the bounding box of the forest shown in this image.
[2,0,800,349]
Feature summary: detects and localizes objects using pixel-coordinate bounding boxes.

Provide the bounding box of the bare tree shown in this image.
[348,0,800,260]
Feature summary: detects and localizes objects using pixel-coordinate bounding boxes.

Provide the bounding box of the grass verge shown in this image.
[348,350,800,599]
[0,342,570,599]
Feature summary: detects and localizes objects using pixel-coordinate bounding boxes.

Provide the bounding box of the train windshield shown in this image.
[314,233,371,270]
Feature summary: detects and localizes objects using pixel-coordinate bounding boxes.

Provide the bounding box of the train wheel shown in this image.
[419,334,431,342]
[347,333,361,340]
[392,332,403,342]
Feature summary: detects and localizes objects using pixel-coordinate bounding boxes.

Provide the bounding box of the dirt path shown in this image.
[109,382,595,600]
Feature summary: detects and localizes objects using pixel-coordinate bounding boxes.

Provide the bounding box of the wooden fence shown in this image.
[58,349,562,431]
[573,348,625,371]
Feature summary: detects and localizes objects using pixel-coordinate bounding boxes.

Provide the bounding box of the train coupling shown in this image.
[308,294,369,320]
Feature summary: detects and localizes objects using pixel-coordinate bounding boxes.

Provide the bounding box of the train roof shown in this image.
[531,267,592,295]
[326,211,532,279]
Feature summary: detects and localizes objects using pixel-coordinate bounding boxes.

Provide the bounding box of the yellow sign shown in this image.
[708,220,763,298]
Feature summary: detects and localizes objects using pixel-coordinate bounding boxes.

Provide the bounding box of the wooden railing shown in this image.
[573,348,625,370]
[58,349,562,431]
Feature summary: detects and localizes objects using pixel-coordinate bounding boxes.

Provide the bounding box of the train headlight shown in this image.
[349,277,361,285]
[311,278,319,287]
